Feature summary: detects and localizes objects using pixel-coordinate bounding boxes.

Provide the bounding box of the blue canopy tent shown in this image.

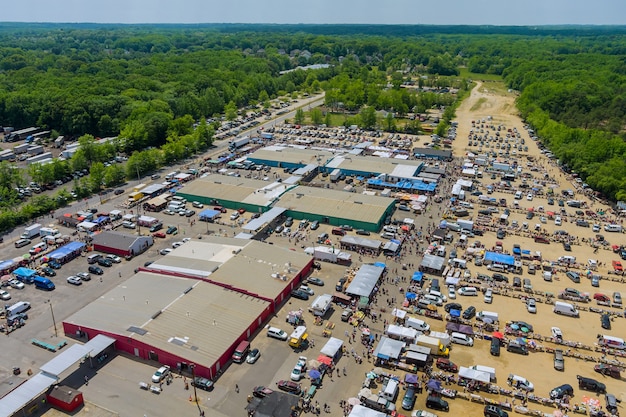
[450,309,461,318]
[412,271,423,282]
[199,209,220,222]
[48,241,86,264]
[484,251,515,266]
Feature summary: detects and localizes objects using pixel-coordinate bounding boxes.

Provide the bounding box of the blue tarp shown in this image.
[450,309,461,318]
[484,251,515,266]
[199,209,220,221]
[366,178,437,193]
[13,267,37,279]
[48,241,86,261]
[0,260,15,271]
[94,216,110,225]
[412,271,423,282]
[405,292,417,300]
[373,262,386,269]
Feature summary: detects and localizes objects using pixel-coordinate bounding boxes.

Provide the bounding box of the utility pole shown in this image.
[190,363,201,414]
[47,299,58,337]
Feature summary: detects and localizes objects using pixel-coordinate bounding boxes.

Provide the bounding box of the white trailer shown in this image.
[310,294,332,316]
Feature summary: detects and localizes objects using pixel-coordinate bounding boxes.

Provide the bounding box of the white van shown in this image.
[514,191,523,200]
[6,301,31,317]
[428,290,447,303]
[543,271,553,282]
[604,224,623,232]
[267,327,288,340]
[423,294,443,306]
[87,253,102,264]
[381,378,399,401]
[477,311,499,323]
[487,263,506,273]
[406,317,430,332]
[558,256,576,265]
[458,287,478,296]
[450,332,474,346]
[553,301,579,317]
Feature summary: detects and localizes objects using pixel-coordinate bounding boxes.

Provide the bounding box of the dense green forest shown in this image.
[0,23,624,233]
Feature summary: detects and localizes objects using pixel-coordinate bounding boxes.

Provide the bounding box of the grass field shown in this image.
[458,68,503,82]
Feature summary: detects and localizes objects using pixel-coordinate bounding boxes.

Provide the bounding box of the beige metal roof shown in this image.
[179,174,289,207]
[249,146,337,166]
[145,238,312,300]
[63,271,270,367]
[179,174,265,204]
[326,155,424,177]
[279,186,394,224]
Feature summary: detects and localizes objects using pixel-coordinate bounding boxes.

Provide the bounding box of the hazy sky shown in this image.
[4,0,626,25]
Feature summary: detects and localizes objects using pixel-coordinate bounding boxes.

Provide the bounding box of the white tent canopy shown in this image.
[320,337,344,358]
[391,308,407,320]
[348,404,387,417]
[458,366,490,384]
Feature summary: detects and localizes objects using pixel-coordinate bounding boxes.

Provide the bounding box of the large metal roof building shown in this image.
[176,174,294,213]
[62,238,314,381]
[278,186,395,231]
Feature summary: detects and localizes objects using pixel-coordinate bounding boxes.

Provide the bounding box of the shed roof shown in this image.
[340,235,382,250]
[248,146,337,166]
[63,272,270,367]
[278,186,393,225]
[147,238,311,300]
[92,231,151,251]
[345,264,384,297]
[179,174,291,207]
[325,155,423,177]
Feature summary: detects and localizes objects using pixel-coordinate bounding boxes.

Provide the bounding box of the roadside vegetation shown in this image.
[0,24,625,233]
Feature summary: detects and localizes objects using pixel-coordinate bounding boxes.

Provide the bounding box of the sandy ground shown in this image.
[257,81,626,417]
[431,80,626,415]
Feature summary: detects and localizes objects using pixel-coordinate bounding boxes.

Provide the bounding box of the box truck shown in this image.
[21,223,42,239]
[416,335,449,357]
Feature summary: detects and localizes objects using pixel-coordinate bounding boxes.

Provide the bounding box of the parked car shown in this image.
[577,375,606,393]
[106,254,122,263]
[549,348,564,371]
[76,272,91,281]
[490,338,501,356]
[88,265,104,275]
[436,358,458,372]
[67,276,82,285]
[0,290,11,300]
[566,271,580,283]
[484,405,509,417]
[290,290,309,300]
[276,380,301,395]
[41,267,56,277]
[191,377,213,391]
[97,258,113,267]
[152,365,171,383]
[149,223,163,232]
[426,396,449,411]
[8,279,24,290]
[299,285,314,296]
[402,387,417,410]
[307,277,324,286]
[246,348,261,364]
[526,298,537,313]
[253,386,274,398]
[192,201,204,208]
[550,383,574,399]
[507,341,528,355]
[166,226,178,235]
[462,306,476,319]
[122,221,136,229]
[444,302,462,312]
[601,313,611,330]
[153,232,166,238]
